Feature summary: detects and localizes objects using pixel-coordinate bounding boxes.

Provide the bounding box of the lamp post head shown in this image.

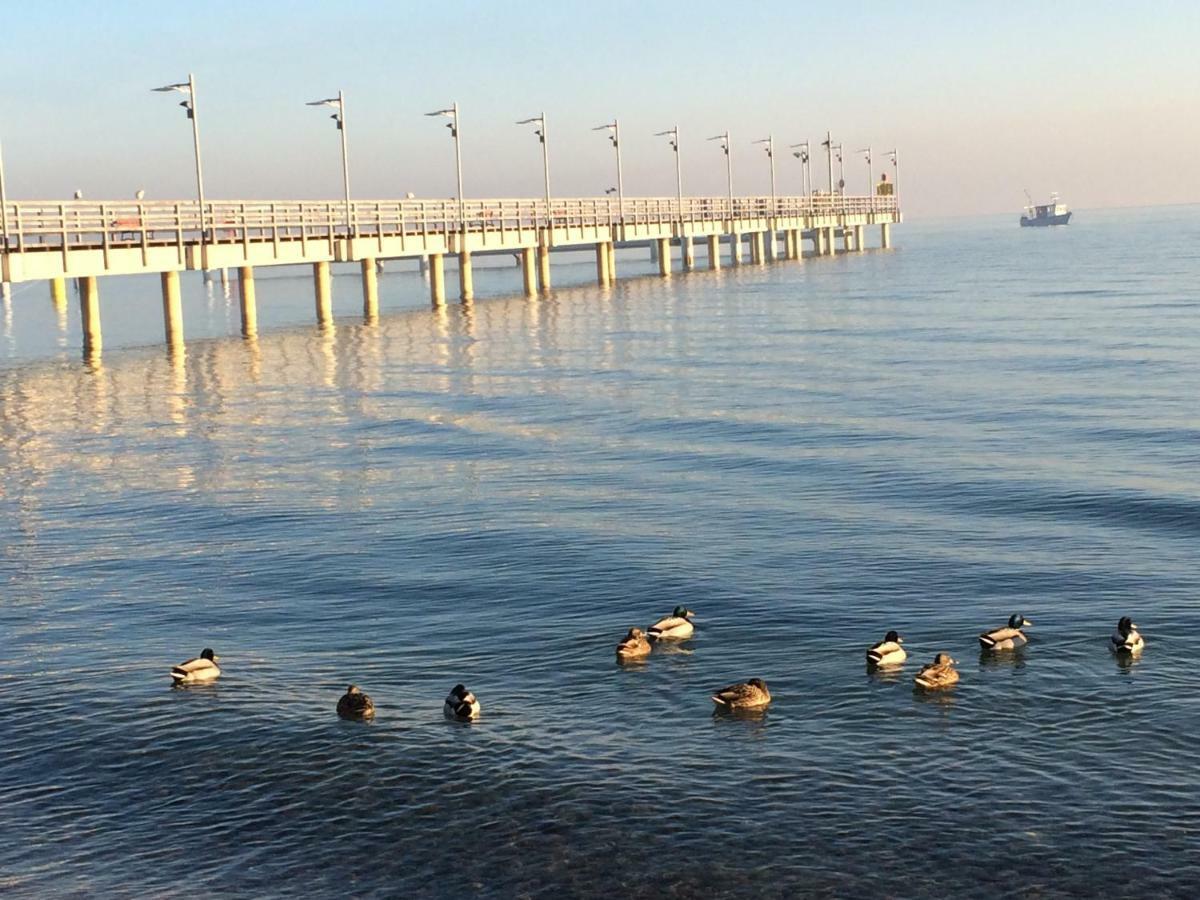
[707,133,730,155]
[154,81,194,119]
[654,127,679,152]
[516,115,545,143]
[307,97,344,129]
[753,138,773,158]
[426,106,458,138]
[593,122,618,148]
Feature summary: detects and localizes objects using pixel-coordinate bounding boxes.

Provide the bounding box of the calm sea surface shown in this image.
[2,207,1199,897]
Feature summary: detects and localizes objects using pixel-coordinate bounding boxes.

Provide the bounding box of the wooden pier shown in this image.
[0,193,899,355]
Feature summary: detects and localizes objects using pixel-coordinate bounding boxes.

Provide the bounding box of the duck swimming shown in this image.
[337,685,375,720]
[616,627,651,661]
[1110,617,1145,656]
[913,653,959,690]
[170,648,221,685]
[648,606,695,641]
[979,614,1032,651]
[711,678,771,710]
[866,631,906,667]
[444,683,481,720]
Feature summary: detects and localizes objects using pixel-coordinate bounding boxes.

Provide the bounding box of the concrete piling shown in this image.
[596,242,610,286]
[752,232,765,264]
[607,241,616,282]
[361,257,379,320]
[459,251,474,301]
[730,233,741,265]
[682,236,694,270]
[881,222,892,249]
[80,275,101,354]
[50,277,68,307]
[657,237,671,276]
[854,225,866,252]
[708,234,720,270]
[238,266,257,337]
[160,271,183,348]
[313,261,332,325]
[521,247,537,296]
[537,245,551,292]
[429,253,445,305]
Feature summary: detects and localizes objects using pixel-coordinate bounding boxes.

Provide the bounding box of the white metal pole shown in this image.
[453,102,465,234]
[674,127,683,218]
[725,133,733,217]
[768,134,776,215]
[339,90,352,232]
[0,137,9,252]
[540,112,551,229]
[825,132,833,195]
[614,118,624,225]
[189,73,207,246]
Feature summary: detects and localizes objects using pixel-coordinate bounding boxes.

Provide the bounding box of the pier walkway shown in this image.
[0,193,899,354]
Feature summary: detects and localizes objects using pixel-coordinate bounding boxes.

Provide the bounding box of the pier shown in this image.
[0,193,899,355]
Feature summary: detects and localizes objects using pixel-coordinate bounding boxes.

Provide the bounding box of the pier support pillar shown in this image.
[50,277,68,308]
[707,234,721,270]
[537,245,551,292]
[160,271,184,349]
[881,223,892,249]
[458,251,474,301]
[238,266,257,337]
[752,231,765,264]
[682,236,694,270]
[607,242,617,282]
[596,242,610,286]
[657,238,671,276]
[854,225,866,252]
[361,258,379,320]
[842,228,854,253]
[521,247,537,296]
[729,233,742,265]
[313,261,332,325]
[80,276,101,354]
[825,227,837,256]
[429,253,445,305]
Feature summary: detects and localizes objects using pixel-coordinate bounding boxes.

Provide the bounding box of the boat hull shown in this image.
[1020,212,1072,227]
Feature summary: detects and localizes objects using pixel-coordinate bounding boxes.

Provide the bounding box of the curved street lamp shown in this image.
[153,74,207,244]
[592,120,623,223]
[752,135,776,215]
[654,126,683,217]
[707,131,733,217]
[306,91,352,231]
[426,103,464,234]
[516,112,551,229]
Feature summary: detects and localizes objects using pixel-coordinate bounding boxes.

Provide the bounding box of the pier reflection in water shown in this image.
[3,209,1200,897]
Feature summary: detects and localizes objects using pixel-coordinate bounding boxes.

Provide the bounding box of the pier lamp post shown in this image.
[654,126,683,219]
[790,141,812,201]
[886,149,900,201]
[753,135,776,217]
[516,113,551,230]
[0,137,8,254]
[821,132,835,196]
[858,147,873,203]
[834,143,846,194]
[707,132,733,219]
[426,103,465,234]
[306,92,352,232]
[152,74,207,246]
[591,120,624,224]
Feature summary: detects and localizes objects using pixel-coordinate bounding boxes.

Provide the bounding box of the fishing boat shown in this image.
[1020,191,1071,227]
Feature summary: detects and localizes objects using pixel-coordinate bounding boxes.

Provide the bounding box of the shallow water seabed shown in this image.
[2,206,1200,897]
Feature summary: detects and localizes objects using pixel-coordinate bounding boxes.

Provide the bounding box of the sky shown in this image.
[1,0,1198,217]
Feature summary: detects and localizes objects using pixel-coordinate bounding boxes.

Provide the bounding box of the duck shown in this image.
[647,606,696,641]
[337,685,375,720]
[616,627,651,661]
[1110,616,1145,656]
[711,678,771,710]
[913,653,959,690]
[444,683,481,720]
[866,630,906,666]
[979,614,1032,651]
[170,648,221,685]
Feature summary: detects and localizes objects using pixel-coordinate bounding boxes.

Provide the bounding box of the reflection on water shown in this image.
[3,208,1200,896]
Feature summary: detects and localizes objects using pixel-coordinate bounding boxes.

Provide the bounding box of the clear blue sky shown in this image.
[2,0,1198,215]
